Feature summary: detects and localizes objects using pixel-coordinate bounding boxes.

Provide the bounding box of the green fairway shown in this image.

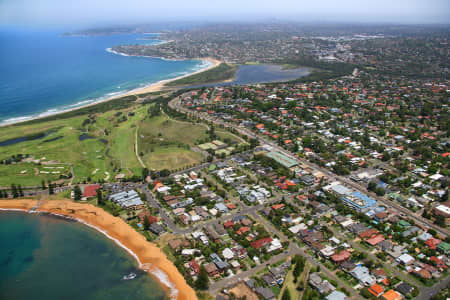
[0,95,243,186]
[0,99,148,186]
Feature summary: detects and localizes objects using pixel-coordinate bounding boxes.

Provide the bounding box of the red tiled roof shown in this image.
[272,204,285,210]
[224,221,234,228]
[425,237,442,250]
[236,226,250,235]
[189,260,200,274]
[82,184,100,198]
[359,228,379,239]
[367,234,385,246]
[147,216,158,224]
[227,203,236,210]
[331,250,350,263]
[369,284,384,297]
[382,290,402,300]
[430,256,447,269]
[251,237,273,249]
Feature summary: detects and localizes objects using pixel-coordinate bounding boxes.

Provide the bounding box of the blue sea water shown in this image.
[0,211,168,300]
[0,28,208,124]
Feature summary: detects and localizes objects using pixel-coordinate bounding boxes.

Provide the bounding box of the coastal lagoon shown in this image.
[0,211,167,300]
[187,64,310,89]
[0,28,208,124]
[230,64,310,85]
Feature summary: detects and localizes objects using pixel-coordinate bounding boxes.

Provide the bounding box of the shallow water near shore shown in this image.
[0,211,167,300]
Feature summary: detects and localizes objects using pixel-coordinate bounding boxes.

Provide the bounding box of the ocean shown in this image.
[0,28,208,124]
[0,211,168,300]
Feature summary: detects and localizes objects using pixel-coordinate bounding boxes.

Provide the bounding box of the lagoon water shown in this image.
[0,28,207,124]
[186,64,310,89]
[230,64,310,85]
[0,211,167,300]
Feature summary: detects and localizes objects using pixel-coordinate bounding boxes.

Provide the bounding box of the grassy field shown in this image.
[165,63,237,86]
[143,146,204,171]
[138,115,208,170]
[0,115,110,186]
[139,115,209,146]
[216,130,247,144]
[0,97,150,186]
[0,93,243,186]
[0,163,71,187]
[279,261,310,300]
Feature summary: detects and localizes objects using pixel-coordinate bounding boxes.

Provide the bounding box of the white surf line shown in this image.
[0,208,29,212]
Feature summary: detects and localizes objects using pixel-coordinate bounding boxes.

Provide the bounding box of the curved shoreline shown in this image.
[0,56,220,128]
[0,199,198,300]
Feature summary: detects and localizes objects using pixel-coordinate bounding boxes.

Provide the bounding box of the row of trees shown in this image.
[41,180,58,195]
[0,190,9,198]
[9,184,24,198]
[280,255,308,300]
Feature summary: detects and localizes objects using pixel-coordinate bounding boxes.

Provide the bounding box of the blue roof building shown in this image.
[341,191,377,212]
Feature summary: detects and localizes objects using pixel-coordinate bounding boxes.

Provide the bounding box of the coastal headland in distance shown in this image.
[0,199,198,300]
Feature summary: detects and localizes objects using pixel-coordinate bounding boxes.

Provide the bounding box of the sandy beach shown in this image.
[0,57,220,128]
[0,199,38,211]
[123,57,221,95]
[0,199,198,300]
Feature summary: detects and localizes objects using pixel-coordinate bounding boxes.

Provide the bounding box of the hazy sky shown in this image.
[1,0,449,28]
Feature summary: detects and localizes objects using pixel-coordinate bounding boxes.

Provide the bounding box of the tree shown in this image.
[49,182,54,195]
[97,189,103,205]
[73,185,82,201]
[142,168,149,181]
[18,185,24,197]
[159,169,170,177]
[440,190,448,202]
[143,216,151,230]
[435,215,446,227]
[361,287,373,298]
[375,187,385,196]
[293,259,304,279]
[41,180,46,190]
[11,184,18,198]
[195,265,209,290]
[250,138,259,148]
[281,288,291,300]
